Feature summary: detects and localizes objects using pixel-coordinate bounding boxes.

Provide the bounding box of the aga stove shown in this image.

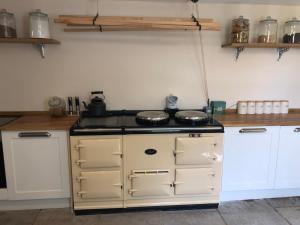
[70,110,224,212]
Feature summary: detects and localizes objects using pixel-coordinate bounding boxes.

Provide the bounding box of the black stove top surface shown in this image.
[71,110,224,135]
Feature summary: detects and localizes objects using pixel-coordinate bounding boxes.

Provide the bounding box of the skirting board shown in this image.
[221,189,300,202]
[0,189,8,200]
[0,198,70,211]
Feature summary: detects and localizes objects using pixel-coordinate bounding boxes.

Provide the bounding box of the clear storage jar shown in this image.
[283,18,300,44]
[29,9,50,38]
[231,16,250,43]
[0,9,17,38]
[257,16,278,44]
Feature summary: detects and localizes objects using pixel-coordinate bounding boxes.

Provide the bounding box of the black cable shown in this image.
[192,15,202,31]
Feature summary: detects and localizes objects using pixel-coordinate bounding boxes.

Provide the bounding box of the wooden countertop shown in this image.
[0,115,79,131]
[216,112,300,127]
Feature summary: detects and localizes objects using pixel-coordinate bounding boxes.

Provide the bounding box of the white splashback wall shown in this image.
[0,0,300,111]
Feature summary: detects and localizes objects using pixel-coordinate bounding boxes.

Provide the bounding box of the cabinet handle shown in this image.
[294,128,300,132]
[239,128,267,134]
[18,132,51,138]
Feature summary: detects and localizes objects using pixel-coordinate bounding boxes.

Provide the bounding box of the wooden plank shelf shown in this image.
[222,43,300,61]
[54,15,220,32]
[0,38,60,58]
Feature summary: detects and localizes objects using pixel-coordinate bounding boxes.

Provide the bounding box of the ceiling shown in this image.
[198,0,300,5]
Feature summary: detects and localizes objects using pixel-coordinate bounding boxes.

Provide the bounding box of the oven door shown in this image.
[77,171,122,199]
[129,170,172,197]
[174,168,215,195]
[174,137,217,165]
[76,138,122,168]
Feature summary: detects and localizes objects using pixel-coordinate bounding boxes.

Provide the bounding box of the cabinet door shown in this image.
[275,126,300,189]
[78,171,122,199]
[175,168,215,195]
[129,170,171,197]
[77,139,122,168]
[222,127,280,191]
[175,137,217,165]
[2,131,70,200]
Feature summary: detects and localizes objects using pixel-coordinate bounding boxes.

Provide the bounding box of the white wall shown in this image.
[0,0,300,111]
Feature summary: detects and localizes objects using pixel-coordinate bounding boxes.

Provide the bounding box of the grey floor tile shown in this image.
[33,208,100,225]
[267,197,300,208]
[277,207,300,225]
[219,200,290,225]
[0,210,40,225]
[100,209,226,225]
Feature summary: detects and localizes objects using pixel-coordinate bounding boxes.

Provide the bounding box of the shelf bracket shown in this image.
[277,47,289,61]
[36,44,46,58]
[235,47,244,61]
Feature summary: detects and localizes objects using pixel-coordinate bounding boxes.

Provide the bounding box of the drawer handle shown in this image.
[77,191,87,197]
[239,128,267,134]
[128,189,138,194]
[294,128,300,132]
[75,160,87,166]
[76,176,87,182]
[18,132,51,138]
[75,144,85,149]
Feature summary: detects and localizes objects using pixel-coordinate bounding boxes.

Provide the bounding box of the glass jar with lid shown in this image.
[29,9,50,38]
[231,16,250,43]
[283,18,300,44]
[257,16,278,43]
[0,9,17,38]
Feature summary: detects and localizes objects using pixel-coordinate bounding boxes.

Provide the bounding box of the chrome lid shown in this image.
[175,111,208,121]
[136,111,169,122]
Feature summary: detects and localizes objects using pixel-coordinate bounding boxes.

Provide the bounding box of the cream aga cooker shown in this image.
[70,110,224,214]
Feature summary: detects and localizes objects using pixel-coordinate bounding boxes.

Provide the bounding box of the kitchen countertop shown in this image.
[0,115,79,131]
[2,111,300,131]
[215,111,300,127]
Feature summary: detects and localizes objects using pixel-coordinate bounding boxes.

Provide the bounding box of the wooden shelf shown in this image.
[0,38,60,58]
[54,15,220,32]
[222,43,300,61]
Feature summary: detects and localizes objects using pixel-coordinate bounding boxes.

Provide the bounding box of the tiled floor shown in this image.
[1,198,300,225]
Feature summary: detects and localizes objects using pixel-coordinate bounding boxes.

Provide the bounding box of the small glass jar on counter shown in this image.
[29,9,50,38]
[0,9,17,38]
[257,16,278,44]
[283,18,300,44]
[231,16,250,43]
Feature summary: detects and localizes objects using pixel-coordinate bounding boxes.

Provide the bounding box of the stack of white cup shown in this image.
[237,100,289,115]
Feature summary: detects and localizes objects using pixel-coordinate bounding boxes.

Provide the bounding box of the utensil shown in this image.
[68,97,73,115]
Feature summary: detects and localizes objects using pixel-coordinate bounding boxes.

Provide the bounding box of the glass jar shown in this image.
[283,18,300,44]
[257,16,278,43]
[0,9,17,38]
[231,16,250,43]
[29,9,50,38]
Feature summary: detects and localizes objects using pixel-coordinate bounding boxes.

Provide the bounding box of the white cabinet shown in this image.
[2,131,70,200]
[222,127,280,191]
[275,126,300,189]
